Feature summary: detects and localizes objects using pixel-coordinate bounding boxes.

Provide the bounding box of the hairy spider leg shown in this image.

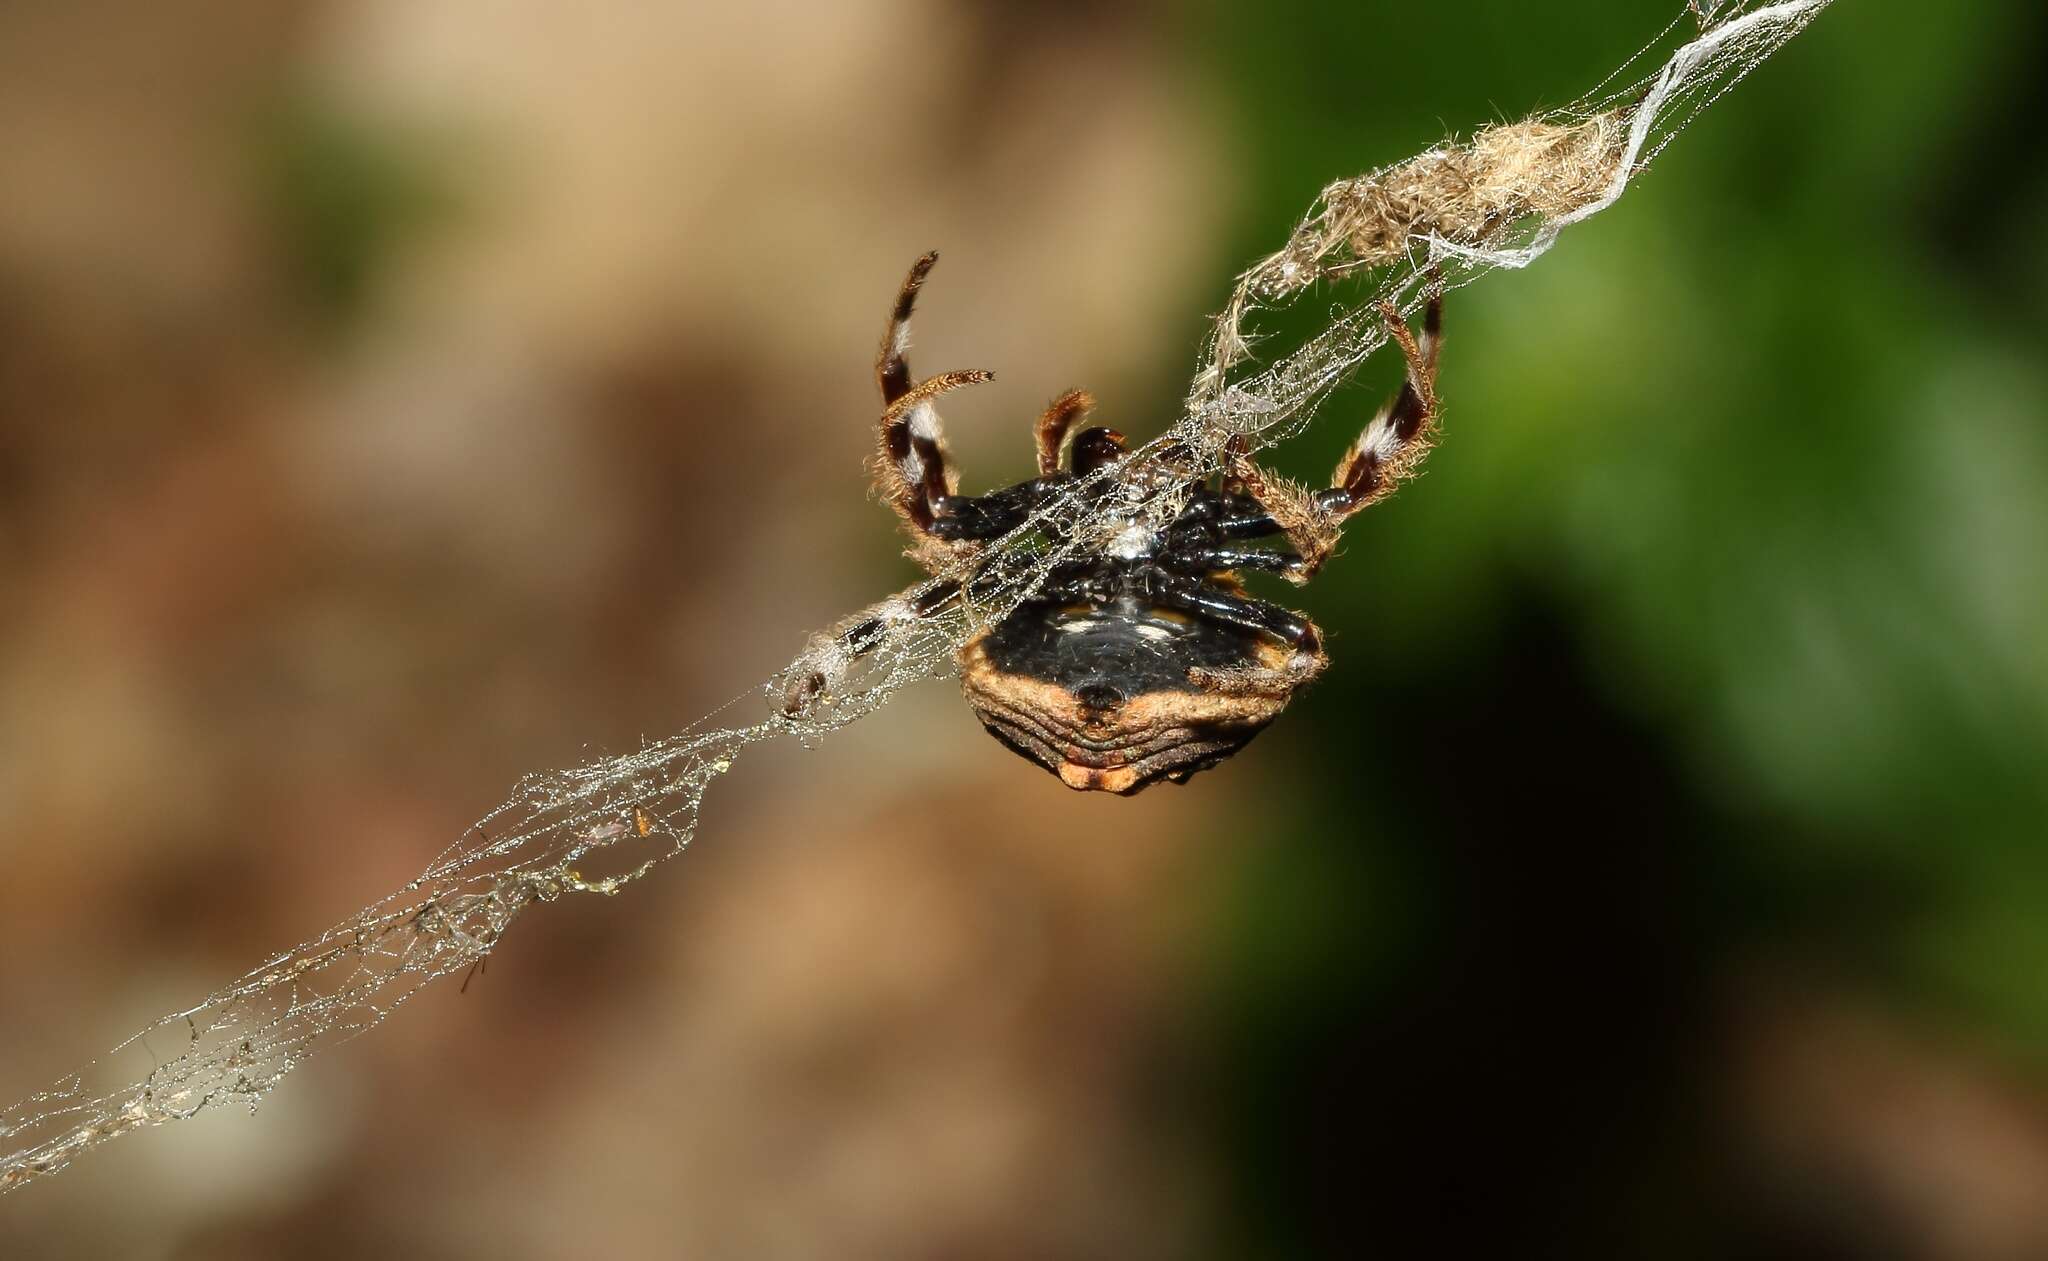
[876,251,933,404]
[872,252,994,551]
[1034,389,1094,477]
[1328,290,1442,513]
[1224,289,1444,578]
[876,369,994,541]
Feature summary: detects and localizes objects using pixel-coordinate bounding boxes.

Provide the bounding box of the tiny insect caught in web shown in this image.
[787,252,1444,794]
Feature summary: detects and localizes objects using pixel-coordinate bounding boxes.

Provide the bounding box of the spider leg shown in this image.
[1163,545,1304,576]
[876,368,996,551]
[1210,510,1293,541]
[780,577,963,717]
[1215,439,1330,584]
[1166,487,1292,542]
[1146,572,1322,653]
[1328,289,1442,517]
[1034,389,1094,477]
[872,253,995,565]
[876,251,934,405]
[1156,495,1301,572]
[1146,573,1330,696]
[931,477,1051,543]
[922,387,1096,545]
[1222,289,1443,579]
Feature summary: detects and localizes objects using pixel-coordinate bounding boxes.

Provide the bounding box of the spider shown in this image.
[791,252,1443,794]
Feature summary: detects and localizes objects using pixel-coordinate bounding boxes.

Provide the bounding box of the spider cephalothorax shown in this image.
[798,252,1442,794]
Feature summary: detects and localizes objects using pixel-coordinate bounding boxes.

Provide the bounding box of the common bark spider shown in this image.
[797,252,1443,794]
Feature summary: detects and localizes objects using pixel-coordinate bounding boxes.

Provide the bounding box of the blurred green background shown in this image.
[1195,1,2048,1255]
[1,1,2043,1257]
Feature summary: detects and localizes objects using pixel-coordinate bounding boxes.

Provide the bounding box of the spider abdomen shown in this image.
[957,595,1299,794]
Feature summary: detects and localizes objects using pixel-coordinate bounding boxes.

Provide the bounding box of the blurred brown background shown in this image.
[3,1,2046,1258]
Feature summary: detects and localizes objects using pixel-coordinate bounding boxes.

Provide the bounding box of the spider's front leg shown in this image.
[1223,289,1443,579]
[871,252,999,570]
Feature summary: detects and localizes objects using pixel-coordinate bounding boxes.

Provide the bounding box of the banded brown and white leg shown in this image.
[876,368,993,535]
[871,252,994,561]
[1223,290,1443,579]
[1328,290,1441,519]
[876,251,934,404]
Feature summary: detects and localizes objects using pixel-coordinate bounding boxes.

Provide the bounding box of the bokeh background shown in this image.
[2,1,2044,1257]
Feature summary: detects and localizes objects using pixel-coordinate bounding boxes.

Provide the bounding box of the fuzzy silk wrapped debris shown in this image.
[1251,114,1632,301]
